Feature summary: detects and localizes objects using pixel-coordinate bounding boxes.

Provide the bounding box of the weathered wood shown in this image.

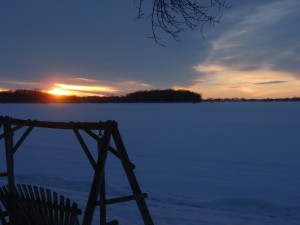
[3,123,15,193]
[73,129,97,170]
[82,127,112,225]
[0,172,8,177]
[0,187,8,210]
[64,198,71,225]
[13,126,34,153]
[59,195,65,225]
[53,192,59,225]
[39,187,50,225]
[0,205,7,225]
[11,120,31,133]
[0,184,82,225]
[0,121,31,140]
[0,116,154,225]
[100,173,106,225]
[0,116,116,130]
[106,220,119,225]
[112,125,154,225]
[98,193,148,206]
[84,130,100,141]
[33,186,42,223]
[83,130,136,169]
[71,203,80,225]
[47,188,54,225]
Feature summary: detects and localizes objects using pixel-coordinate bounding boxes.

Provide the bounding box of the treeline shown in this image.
[0,89,202,103]
[204,97,300,102]
[125,89,201,103]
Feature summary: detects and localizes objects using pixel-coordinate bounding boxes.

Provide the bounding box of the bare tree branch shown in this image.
[135,0,231,46]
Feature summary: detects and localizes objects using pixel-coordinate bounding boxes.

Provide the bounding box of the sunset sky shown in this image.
[1,0,299,98]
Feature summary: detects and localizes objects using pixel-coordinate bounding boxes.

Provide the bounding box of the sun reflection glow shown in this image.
[48,88,73,96]
[55,83,117,93]
[47,83,119,96]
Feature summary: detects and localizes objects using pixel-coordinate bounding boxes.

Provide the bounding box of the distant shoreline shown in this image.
[0,89,299,103]
[0,89,202,103]
[203,98,300,102]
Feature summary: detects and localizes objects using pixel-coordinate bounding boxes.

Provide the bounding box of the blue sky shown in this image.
[0,0,299,98]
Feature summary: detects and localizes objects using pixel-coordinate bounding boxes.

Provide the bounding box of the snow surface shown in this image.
[0,102,300,225]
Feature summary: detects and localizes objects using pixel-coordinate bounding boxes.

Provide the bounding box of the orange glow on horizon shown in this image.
[189,62,300,99]
[55,83,118,93]
[46,83,119,96]
[48,88,74,96]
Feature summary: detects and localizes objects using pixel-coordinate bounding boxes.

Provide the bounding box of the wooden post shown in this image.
[98,131,107,225]
[82,126,112,225]
[0,117,154,225]
[100,172,106,225]
[3,120,15,193]
[112,124,154,225]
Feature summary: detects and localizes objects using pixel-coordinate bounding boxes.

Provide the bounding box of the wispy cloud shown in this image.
[188,0,300,98]
[0,75,152,96]
[46,76,152,96]
[72,77,98,83]
[254,81,287,85]
[186,62,300,98]
[0,79,41,89]
[53,83,118,94]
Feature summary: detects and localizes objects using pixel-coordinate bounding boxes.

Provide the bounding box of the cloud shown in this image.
[187,0,300,98]
[0,79,40,89]
[210,0,300,71]
[254,81,287,85]
[47,76,153,96]
[0,74,152,96]
[187,62,300,98]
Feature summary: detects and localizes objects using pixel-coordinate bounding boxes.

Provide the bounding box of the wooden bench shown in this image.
[0,184,82,225]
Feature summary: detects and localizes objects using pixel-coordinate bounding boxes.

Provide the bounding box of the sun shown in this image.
[48,88,72,96]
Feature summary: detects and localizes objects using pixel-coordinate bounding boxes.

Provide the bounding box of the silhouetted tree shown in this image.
[136,0,231,45]
[125,89,202,102]
[0,89,203,103]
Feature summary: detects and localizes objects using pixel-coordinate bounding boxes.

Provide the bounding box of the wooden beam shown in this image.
[3,123,15,193]
[0,116,115,130]
[112,125,154,225]
[73,129,97,170]
[0,120,31,140]
[0,173,8,177]
[11,120,31,132]
[97,193,148,206]
[84,130,100,141]
[0,133,5,140]
[82,127,112,225]
[13,126,34,153]
[84,130,136,169]
[99,172,106,225]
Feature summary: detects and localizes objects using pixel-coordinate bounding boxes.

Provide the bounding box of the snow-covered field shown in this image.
[0,103,300,225]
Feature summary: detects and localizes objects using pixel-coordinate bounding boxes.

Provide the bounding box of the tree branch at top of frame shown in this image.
[135,0,231,46]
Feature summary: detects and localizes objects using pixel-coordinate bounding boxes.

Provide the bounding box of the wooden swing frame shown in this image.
[0,116,154,225]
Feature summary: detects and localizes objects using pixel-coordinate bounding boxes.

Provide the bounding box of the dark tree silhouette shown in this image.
[0,89,202,103]
[125,89,202,103]
[135,0,231,45]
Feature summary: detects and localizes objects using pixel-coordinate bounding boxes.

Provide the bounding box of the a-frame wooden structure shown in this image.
[0,116,154,225]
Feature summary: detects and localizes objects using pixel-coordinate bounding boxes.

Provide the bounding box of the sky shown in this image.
[0,0,299,99]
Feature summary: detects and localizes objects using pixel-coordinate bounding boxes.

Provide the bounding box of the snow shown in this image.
[0,102,300,224]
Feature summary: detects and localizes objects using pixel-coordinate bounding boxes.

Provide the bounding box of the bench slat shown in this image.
[0,184,81,225]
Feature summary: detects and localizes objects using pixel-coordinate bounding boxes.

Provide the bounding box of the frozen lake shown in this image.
[0,102,300,225]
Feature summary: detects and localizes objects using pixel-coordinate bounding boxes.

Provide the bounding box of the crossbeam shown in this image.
[0,116,154,225]
[0,116,114,130]
[97,193,148,206]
